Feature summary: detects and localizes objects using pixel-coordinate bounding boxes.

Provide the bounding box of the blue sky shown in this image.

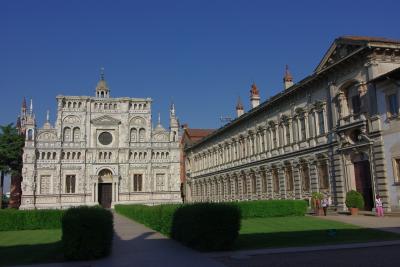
[1,0,399,131]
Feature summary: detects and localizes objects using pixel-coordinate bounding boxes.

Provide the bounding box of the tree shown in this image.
[0,124,24,208]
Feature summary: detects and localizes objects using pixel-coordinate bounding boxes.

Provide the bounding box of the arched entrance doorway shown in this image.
[98,169,113,208]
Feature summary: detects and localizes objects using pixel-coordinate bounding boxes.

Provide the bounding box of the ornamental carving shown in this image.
[37,132,57,141]
[63,115,81,124]
[130,116,146,125]
[153,133,168,141]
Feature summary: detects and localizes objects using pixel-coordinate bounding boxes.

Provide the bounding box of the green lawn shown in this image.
[236,216,400,250]
[0,229,63,266]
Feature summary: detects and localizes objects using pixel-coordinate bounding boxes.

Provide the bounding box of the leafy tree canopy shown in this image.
[0,124,24,176]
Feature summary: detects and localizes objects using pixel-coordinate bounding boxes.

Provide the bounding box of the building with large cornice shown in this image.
[184,36,400,212]
[19,72,181,209]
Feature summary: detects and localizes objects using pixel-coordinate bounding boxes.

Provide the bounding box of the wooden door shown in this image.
[354,161,373,211]
[98,183,112,208]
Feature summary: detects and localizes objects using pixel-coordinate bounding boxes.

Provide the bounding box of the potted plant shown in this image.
[311,192,324,216]
[345,190,364,215]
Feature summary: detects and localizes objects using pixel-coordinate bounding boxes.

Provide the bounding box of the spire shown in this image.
[158,112,161,125]
[29,98,33,114]
[43,109,51,129]
[100,67,105,81]
[283,65,294,89]
[22,97,27,109]
[170,102,176,117]
[46,110,50,122]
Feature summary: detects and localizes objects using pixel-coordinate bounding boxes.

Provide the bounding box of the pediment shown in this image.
[91,115,121,126]
[315,38,364,72]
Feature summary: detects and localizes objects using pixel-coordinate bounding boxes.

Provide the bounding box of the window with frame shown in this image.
[66,175,76,193]
[285,167,294,191]
[393,158,400,183]
[300,117,306,141]
[133,174,143,191]
[387,93,399,117]
[40,175,51,194]
[272,169,280,193]
[285,124,291,145]
[156,173,165,191]
[301,164,310,191]
[318,162,329,189]
[272,128,277,148]
[351,95,361,114]
[318,110,325,135]
[242,176,247,195]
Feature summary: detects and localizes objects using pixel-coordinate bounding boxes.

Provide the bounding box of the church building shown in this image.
[19,71,181,209]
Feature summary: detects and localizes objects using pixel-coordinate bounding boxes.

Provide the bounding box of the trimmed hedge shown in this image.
[62,206,113,260]
[0,209,64,231]
[236,200,308,218]
[171,203,241,251]
[115,204,180,236]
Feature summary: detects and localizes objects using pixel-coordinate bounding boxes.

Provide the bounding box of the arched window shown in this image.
[242,176,247,195]
[41,152,45,159]
[252,174,257,194]
[67,152,71,159]
[63,127,71,142]
[139,128,145,142]
[318,161,329,189]
[27,129,33,141]
[52,152,56,160]
[273,169,280,194]
[72,152,76,160]
[301,163,310,191]
[47,152,51,160]
[285,165,294,191]
[77,152,81,159]
[73,127,80,142]
[130,128,137,142]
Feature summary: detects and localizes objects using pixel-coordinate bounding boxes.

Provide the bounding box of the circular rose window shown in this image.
[98,132,113,145]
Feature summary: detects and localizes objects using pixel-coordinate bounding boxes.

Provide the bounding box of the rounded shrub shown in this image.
[345,190,364,209]
[171,203,241,251]
[62,206,113,260]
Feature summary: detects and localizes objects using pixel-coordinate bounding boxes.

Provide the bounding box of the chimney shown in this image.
[283,65,294,89]
[236,96,244,117]
[250,83,260,108]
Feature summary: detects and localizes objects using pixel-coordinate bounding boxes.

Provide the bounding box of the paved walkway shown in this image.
[19,213,225,267]
[318,214,400,234]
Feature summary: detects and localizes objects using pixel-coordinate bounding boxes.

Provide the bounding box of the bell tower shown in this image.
[95,68,110,98]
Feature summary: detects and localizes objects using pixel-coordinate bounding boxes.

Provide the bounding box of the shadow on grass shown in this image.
[235,228,400,250]
[0,241,64,267]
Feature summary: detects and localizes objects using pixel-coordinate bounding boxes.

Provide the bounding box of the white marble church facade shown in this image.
[20,73,181,209]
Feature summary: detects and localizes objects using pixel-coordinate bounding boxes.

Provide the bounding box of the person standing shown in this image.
[375,195,384,217]
[322,196,329,216]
